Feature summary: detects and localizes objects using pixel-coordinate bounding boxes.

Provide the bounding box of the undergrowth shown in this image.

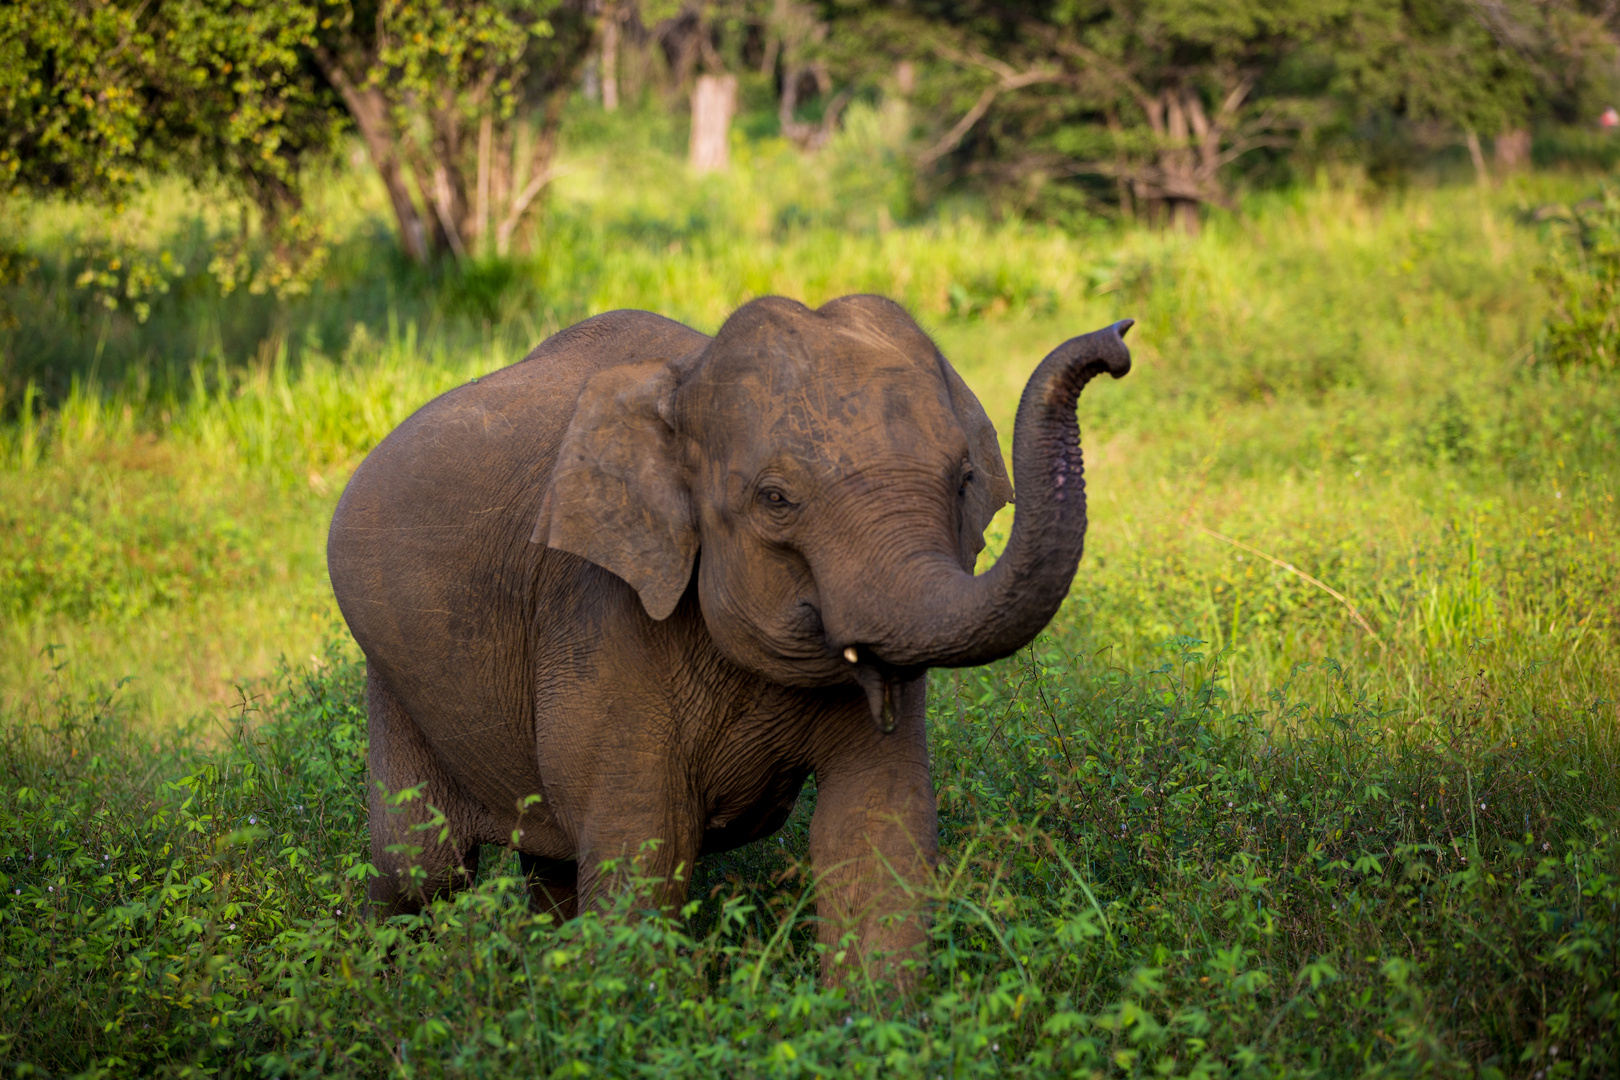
[2,639,1615,1078]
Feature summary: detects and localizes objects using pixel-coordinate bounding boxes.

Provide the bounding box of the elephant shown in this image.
[327,294,1131,979]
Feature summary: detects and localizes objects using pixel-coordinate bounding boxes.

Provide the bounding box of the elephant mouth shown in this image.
[841,645,924,735]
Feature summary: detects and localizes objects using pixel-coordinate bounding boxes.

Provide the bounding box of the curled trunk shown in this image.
[864,320,1132,671]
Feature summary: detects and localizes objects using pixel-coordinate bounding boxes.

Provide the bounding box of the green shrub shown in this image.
[1537,186,1620,371]
[3,639,1616,1077]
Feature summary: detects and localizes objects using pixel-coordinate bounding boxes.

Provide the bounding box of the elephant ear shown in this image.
[939,356,1014,562]
[534,359,696,621]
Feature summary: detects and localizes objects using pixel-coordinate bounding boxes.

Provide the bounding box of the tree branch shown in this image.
[917,48,1063,166]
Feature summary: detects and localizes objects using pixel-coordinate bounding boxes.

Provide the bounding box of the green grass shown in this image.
[1,112,1618,1074]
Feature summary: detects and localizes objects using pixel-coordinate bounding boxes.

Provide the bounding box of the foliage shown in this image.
[312,0,596,263]
[860,0,1342,227]
[0,0,596,286]
[823,0,1617,224]
[0,0,346,295]
[6,0,1620,274]
[1331,0,1615,137]
[1,636,1616,1076]
[1536,185,1620,370]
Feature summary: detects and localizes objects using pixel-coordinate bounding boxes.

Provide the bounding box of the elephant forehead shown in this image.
[713,362,960,456]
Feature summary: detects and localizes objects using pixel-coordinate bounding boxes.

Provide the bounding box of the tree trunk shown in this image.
[476,114,493,257]
[1161,90,1200,234]
[778,64,848,151]
[689,73,737,173]
[429,105,470,259]
[1494,128,1531,171]
[314,50,432,265]
[1465,129,1491,187]
[602,14,620,112]
[1172,200,1199,235]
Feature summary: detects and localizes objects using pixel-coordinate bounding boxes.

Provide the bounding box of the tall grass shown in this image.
[3,132,1614,724]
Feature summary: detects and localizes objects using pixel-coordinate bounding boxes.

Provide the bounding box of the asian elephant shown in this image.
[327,294,1130,979]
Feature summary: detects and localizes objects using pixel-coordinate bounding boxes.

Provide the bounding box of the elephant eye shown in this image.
[958,468,975,498]
[758,487,795,509]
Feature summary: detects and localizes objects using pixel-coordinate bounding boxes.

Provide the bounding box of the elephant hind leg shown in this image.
[519,854,579,922]
[366,669,493,917]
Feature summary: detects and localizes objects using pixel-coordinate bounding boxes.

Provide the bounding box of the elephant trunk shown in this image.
[858,320,1132,672]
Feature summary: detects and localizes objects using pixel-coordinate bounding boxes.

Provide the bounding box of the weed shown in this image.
[1536,185,1620,371]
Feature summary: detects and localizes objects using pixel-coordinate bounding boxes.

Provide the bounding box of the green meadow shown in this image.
[2,113,1617,1076]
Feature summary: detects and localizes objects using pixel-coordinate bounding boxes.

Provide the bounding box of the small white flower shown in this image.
[47,886,53,892]
[230,923,236,930]
[336,909,342,915]
[249,817,257,824]
[991,1043,1000,1052]
[1480,803,1486,810]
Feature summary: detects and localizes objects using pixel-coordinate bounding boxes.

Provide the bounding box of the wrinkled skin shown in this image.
[328,295,1130,980]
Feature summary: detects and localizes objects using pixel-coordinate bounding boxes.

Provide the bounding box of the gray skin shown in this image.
[327,294,1130,979]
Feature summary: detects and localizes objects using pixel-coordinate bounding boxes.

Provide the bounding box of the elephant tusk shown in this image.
[843,646,858,664]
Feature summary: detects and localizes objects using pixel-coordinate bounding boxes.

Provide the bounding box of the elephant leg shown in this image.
[809,677,938,988]
[572,806,702,919]
[519,854,579,921]
[366,669,492,916]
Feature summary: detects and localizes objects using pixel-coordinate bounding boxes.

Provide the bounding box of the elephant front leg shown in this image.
[366,670,494,916]
[570,795,704,919]
[809,677,939,988]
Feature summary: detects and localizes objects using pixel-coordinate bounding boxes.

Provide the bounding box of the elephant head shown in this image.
[536,295,1131,728]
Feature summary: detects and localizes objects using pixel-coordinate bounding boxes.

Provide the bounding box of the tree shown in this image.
[0,0,597,275]
[840,0,1616,226]
[312,0,596,262]
[0,0,345,309]
[1333,0,1615,183]
[833,0,1341,230]
[768,0,848,150]
[642,0,854,166]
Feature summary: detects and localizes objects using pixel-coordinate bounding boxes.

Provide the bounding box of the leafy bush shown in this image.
[2,638,1616,1077]
[1537,186,1620,371]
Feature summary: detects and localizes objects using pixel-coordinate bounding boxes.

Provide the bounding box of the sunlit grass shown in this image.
[3,138,1617,729]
